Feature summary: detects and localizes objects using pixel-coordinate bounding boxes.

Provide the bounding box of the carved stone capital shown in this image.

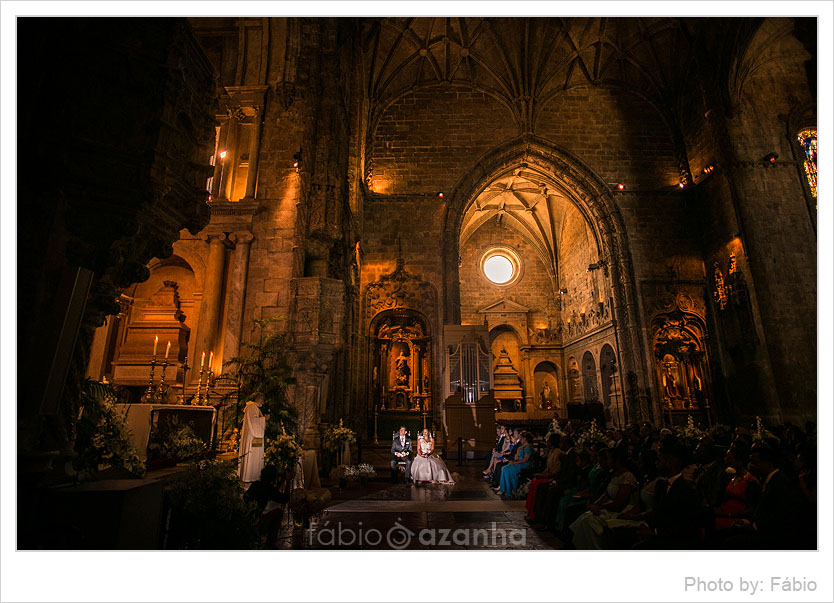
[230,231,254,245]
[203,232,229,245]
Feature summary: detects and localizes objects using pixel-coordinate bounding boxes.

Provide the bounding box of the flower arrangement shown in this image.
[680,415,708,444]
[321,419,356,452]
[264,433,303,474]
[74,379,145,478]
[753,416,780,444]
[148,418,208,462]
[574,420,608,452]
[545,417,565,440]
[357,463,376,477]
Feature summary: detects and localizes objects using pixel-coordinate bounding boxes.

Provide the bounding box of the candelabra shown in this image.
[201,369,214,405]
[194,364,205,405]
[156,357,170,399]
[141,355,157,402]
[179,361,190,404]
[373,404,379,444]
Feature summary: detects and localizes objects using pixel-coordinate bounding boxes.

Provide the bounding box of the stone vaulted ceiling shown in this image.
[362,17,702,129]
[460,171,597,282]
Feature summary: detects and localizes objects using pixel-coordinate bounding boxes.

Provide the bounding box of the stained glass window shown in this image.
[797,129,817,198]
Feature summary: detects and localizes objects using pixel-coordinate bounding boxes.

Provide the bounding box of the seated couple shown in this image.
[390,426,454,484]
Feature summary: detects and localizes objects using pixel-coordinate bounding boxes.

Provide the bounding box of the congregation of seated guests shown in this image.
[522,419,816,550]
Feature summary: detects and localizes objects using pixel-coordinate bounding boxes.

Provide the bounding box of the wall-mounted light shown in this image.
[437,191,444,198]
[559,288,568,294]
[617,183,625,191]
[292,149,302,171]
[702,163,716,175]
[763,152,779,163]
[219,150,227,160]
[679,182,686,189]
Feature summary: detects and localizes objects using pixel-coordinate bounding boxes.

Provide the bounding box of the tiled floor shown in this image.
[299,464,564,550]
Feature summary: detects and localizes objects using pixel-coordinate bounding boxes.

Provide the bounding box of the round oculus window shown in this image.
[483,254,515,284]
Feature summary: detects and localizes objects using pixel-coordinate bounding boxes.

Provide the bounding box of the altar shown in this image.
[369,311,433,440]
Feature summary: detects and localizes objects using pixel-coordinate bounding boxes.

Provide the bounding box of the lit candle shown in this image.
[208,352,214,370]
[153,336,158,357]
[200,351,205,369]
[165,341,171,359]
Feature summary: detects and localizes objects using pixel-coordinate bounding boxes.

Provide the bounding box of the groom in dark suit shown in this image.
[390,426,413,483]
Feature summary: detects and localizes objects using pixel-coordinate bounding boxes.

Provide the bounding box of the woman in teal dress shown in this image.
[496,432,534,495]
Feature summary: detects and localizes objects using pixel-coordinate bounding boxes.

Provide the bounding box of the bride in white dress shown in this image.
[411,429,455,483]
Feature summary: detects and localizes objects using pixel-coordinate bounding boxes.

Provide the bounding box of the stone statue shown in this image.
[663,367,681,399]
[395,352,410,386]
[539,382,553,410]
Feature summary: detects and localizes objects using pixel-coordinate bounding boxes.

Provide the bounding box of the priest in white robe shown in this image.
[238,396,266,482]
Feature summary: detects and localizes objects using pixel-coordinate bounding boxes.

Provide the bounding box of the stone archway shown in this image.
[442,135,652,421]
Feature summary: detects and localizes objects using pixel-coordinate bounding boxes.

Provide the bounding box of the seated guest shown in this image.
[483,424,510,477]
[636,442,701,549]
[533,435,578,531]
[570,446,639,549]
[727,442,803,549]
[606,449,665,548]
[495,432,535,496]
[552,449,600,534]
[490,429,521,487]
[713,444,760,536]
[693,436,725,510]
[525,434,562,520]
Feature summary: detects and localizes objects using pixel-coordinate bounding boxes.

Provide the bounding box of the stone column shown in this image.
[521,349,535,411]
[219,108,241,201]
[193,233,229,379]
[209,116,228,199]
[243,106,263,201]
[222,231,254,364]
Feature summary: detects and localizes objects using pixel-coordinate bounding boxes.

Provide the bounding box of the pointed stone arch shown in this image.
[441,134,653,421]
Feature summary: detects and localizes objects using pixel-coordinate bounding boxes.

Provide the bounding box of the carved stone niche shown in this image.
[651,304,710,414]
[111,282,190,385]
[364,260,437,323]
[290,276,346,350]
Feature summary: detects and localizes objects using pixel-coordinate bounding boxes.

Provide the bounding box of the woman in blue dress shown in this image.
[496,432,534,496]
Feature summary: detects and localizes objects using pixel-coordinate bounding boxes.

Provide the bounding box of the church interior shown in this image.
[15,16,818,555]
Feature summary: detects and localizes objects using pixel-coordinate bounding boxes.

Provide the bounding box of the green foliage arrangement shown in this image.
[166,460,259,549]
[289,489,327,520]
[73,379,145,478]
[147,417,208,462]
[220,317,297,439]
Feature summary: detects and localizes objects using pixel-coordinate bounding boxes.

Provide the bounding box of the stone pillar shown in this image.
[521,349,535,411]
[219,109,241,201]
[209,116,228,199]
[193,233,229,378]
[243,106,263,201]
[222,231,254,364]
